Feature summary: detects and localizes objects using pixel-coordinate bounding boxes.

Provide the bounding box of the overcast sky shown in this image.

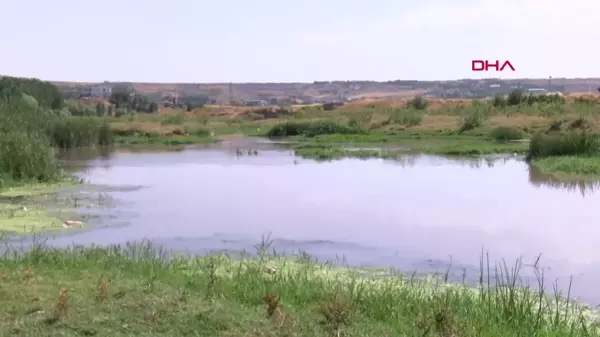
[1,0,598,82]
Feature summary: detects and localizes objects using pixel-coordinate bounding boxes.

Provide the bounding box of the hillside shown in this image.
[51,78,600,104]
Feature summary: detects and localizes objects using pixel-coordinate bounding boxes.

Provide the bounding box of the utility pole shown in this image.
[548,76,552,92]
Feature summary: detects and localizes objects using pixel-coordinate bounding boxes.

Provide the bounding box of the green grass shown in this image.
[488,127,526,142]
[531,156,600,180]
[0,240,597,337]
[425,143,528,156]
[292,144,397,161]
[266,121,363,138]
[115,134,217,148]
[525,132,600,179]
[527,133,600,159]
[0,88,114,187]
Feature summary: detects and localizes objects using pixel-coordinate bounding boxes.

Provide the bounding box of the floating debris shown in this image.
[62,220,83,229]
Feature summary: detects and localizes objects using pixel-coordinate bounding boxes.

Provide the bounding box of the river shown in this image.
[8,138,600,304]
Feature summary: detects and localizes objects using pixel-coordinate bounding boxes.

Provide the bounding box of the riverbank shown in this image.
[526,132,600,180]
[109,116,600,179]
[0,241,597,337]
[530,156,600,180]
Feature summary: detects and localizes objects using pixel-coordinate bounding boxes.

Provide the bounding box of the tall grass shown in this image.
[489,127,525,142]
[0,96,114,186]
[266,121,362,137]
[527,132,600,159]
[0,99,61,185]
[50,117,113,148]
[0,240,596,336]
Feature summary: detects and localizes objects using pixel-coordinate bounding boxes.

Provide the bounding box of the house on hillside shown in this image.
[80,84,112,99]
[243,100,269,106]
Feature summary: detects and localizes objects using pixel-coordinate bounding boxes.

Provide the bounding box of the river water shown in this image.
[9,139,600,304]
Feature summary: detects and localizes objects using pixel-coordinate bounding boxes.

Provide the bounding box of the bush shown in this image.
[388,109,422,126]
[0,99,60,184]
[507,90,524,106]
[527,132,600,159]
[266,121,360,137]
[161,114,186,125]
[184,126,211,137]
[459,112,485,132]
[50,117,113,148]
[491,95,507,108]
[407,96,428,110]
[0,88,115,185]
[489,127,525,142]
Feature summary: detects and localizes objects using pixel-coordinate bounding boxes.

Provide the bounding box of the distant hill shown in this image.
[51,78,600,103]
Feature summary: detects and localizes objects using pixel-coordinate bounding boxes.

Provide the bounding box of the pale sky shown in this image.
[1,0,598,82]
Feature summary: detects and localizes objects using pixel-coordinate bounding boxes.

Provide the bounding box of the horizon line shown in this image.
[3,74,600,85]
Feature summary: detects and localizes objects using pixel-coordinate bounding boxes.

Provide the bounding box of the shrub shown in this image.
[459,112,485,132]
[527,132,599,159]
[407,96,428,110]
[489,127,525,141]
[161,114,186,125]
[266,121,360,137]
[491,94,507,108]
[184,126,211,137]
[507,90,524,106]
[50,117,113,148]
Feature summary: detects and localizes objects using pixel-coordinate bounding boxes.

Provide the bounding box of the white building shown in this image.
[81,84,112,98]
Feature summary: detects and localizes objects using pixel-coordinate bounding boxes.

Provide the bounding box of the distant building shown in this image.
[81,84,112,99]
[243,100,269,106]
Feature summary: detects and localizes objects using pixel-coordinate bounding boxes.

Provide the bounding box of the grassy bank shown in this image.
[526,133,600,180]
[101,94,600,156]
[0,241,597,337]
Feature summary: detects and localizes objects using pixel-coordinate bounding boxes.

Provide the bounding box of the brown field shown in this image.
[53,78,600,105]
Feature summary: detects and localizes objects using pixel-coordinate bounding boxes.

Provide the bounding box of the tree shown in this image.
[107,105,113,116]
[0,76,64,109]
[507,89,523,106]
[148,102,158,113]
[96,102,106,116]
[109,85,131,108]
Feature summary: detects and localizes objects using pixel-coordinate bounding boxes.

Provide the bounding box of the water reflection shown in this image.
[528,164,600,197]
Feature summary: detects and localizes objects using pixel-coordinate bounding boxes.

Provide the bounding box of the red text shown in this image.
[472,60,515,72]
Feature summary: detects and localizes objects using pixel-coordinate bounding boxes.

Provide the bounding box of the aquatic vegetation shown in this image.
[0,239,597,336]
[266,121,362,138]
[292,143,395,161]
[0,182,114,234]
[531,156,600,180]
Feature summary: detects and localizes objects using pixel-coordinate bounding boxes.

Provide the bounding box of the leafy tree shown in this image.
[507,89,523,106]
[148,102,158,113]
[492,94,507,108]
[109,86,130,108]
[96,102,106,116]
[0,76,64,109]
